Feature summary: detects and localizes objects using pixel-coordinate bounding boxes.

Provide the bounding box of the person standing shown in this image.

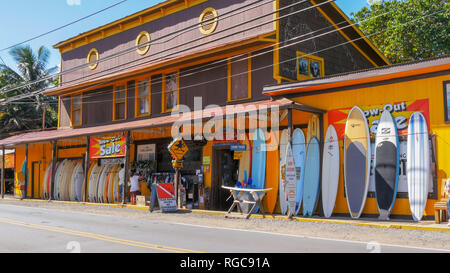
[118,163,125,202]
[129,170,142,205]
[445,178,450,227]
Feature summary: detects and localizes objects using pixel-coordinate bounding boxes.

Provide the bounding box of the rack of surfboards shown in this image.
[42,160,122,204]
[268,108,431,222]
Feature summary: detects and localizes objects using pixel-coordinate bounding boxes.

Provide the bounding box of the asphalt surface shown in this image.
[0,200,449,253]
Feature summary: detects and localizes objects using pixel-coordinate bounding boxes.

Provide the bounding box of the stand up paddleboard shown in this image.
[407,112,430,222]
[279,129,289,215]
[374,110,399,220]
[238,134,252,213]
[251,128,266,212]
[302,137,321,217]
[292,128,305,215]
[344,106,371,219]
[321,125,340,218]
[285,142,297,217]
[265,130,279,214]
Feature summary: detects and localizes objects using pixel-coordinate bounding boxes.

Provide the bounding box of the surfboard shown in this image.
[97,165,109,203]
[238,135,252,184]
[344,106,371,219]
[292,128,306,215]
[279,129,289,215]
[251,128,266,213]
[88,163,101,203]
[307,114,320,144]
[110,165,119,203]
[65,161,77,201]
[374,110,399,220]
[407,112,430,222]
[85,162,96,202]
[302,137,321,217]
[72,162,84,202]
[321,125,340,218]
[55,159,68,200]
[285,142,297,217]
[42,163,51,199]
[264,130,279,214]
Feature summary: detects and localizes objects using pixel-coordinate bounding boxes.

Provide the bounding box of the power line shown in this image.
[0,0,321,98]
[7,6,443,109]
[0,0,129,53]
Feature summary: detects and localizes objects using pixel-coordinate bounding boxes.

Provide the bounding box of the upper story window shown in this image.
[136,31,150,55]
[163,71,179,112]
[296,51,324,81]
[113,84,127,121]
[228,53,252,102]
[87,48,99,70]
[71,94,82,127]
[199,8,218,35]
[135,79,150,117]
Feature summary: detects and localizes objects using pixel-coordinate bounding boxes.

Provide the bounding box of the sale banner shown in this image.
[89,135,126,159]
[328,99,430,139]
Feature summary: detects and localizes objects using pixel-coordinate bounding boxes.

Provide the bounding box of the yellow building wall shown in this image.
[291,74,450,217]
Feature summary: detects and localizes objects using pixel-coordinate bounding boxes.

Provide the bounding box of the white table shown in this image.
[222,186,272,219]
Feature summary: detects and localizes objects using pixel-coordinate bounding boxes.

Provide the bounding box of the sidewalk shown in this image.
[2,196,449,233]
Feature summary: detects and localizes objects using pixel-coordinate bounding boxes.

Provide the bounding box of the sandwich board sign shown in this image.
[155,183,178,212]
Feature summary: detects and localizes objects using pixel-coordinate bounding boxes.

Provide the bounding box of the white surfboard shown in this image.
[279,129,289,215]
[407,112,430,222]
[285,142,297,218]
[321,125,340,218]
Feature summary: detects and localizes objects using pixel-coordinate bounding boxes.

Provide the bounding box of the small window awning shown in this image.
[0,99,325,147]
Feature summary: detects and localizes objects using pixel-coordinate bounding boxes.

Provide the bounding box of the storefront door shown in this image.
[211,147,239,211]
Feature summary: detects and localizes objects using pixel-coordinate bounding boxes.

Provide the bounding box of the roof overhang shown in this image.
[264,56,450,97]
[0,98,325,148]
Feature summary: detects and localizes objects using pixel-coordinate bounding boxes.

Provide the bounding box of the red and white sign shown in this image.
[156,183,177,212]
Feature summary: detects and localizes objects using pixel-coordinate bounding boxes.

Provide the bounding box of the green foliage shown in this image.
[0,45,58,138]
[351,0,450,64]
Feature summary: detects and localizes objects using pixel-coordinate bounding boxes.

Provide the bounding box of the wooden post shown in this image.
[122,131,131,205]
[24,144,28,199]
[288,107,293,145]
[49,141,57,201]
[84,136,90,203]
[1,146,5,199]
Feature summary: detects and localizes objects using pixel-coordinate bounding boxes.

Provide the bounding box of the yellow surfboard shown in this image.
[238,134,252,184]
[264,130,279,214]
[307,114,320,144]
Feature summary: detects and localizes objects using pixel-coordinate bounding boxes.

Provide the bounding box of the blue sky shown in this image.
[0,0,369,71]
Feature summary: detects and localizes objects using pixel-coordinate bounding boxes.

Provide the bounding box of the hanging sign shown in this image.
[89,135,126,159]
[168,138,189,160]
[328,99,430,139]
[156,183,178,212]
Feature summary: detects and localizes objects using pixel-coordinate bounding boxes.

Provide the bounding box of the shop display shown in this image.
[407,112,430,222]
[302,137,321,217]
[292,128,305,215]
[264,130,279,214]
[251,128,266,212]
[344,106,371,219]
[279,129,289,215]
[285,142,297,217]
[374,110,399,220]
[306,114,320,144]
[321,125,340,219]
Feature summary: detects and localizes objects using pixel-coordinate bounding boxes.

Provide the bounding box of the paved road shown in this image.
[0,203,447,253]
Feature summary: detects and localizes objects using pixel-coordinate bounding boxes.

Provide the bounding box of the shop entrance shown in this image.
[31,161,40,199]
[211,146,239,211]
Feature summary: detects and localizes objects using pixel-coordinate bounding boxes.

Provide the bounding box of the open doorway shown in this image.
[210,146,239,211]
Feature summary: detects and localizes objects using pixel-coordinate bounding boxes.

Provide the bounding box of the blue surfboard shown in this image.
[302,137,321,217]
[292,128,306,215]
[251,128,266,212]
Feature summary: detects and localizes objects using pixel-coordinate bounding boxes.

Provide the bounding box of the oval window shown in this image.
[87,48,99,70]
[199,8,218,35]
[136,31,150,55]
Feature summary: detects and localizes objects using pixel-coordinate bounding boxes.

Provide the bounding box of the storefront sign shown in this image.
[328,99,430,139]
[89,135,126,159]
[155,183,178,212]
[99,158,124,166]
[230,144,246,151]
[202,156,211,165]
[137,144,156,161]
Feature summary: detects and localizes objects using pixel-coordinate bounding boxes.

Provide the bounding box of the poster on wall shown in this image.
[89,135,126,159]
[328,99,430,139]
[136,144,156,161]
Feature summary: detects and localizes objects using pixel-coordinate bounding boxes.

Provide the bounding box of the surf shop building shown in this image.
[264,56,450,220]
[0,0,390,213]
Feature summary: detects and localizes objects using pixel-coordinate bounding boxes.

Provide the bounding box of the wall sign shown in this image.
[328,99,430,139]
[136,144,156,161]
[89,135,126,159]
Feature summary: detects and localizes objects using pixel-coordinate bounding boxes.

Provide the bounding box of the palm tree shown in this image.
[0,45,58,138]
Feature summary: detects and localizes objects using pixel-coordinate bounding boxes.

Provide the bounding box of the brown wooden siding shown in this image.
[60,0,274,86]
